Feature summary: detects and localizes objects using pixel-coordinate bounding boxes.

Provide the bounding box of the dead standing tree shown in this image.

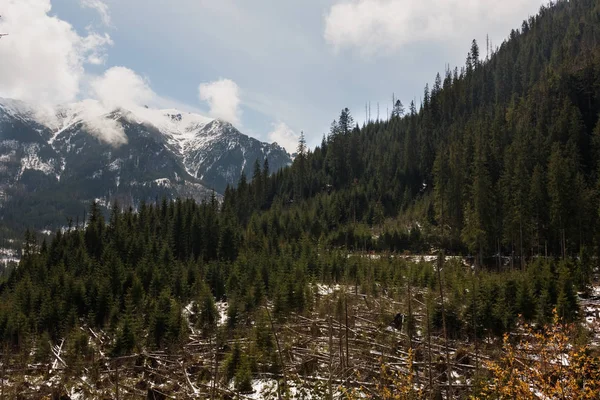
[0,263,485,399]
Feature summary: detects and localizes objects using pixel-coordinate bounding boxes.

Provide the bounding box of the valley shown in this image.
[3,0,600,398]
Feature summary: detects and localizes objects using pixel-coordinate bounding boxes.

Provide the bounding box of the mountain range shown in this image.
[0,98,291,232]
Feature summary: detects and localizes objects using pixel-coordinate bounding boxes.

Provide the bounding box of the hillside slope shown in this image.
[227,0,600,262]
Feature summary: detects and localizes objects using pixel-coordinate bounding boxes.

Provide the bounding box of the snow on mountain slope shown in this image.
[0,97,40,121]
[129,107,213,150]
[18,143,58,179]
[53,101,291,190]
[1,98,290,183]
[0,97,292,230]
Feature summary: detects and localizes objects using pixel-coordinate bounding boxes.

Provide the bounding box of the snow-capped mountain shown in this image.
[0,98,291,231]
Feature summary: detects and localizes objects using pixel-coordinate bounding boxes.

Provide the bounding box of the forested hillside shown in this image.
[226,0,600,264]
[1,0,600,398]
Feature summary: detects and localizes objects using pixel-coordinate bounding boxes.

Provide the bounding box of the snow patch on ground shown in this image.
[315,284,342,296]
[217,301,228,326]
[247,378,327,399]
[580,283,600,347]
[69,388,85,400]
[345,252,468,266]
[249,379,278,399]
[183,301,197,334]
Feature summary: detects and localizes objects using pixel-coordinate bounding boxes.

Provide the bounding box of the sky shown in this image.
[0,0,547,152]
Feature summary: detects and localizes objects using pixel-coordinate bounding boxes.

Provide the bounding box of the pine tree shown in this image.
[224,342,243,382]
[235,357,253,393]
[501,137,531,267]
[197,283,218,337]
[556,262,578,322]
[295,131,307,200]
[462,135,494,265]
[547,143,572,258]
[252,159,264,209]
[112,318,135,357]
[392,99,405,118]
[470,39,480,67]
[338,108,354,135]
[529,164,547,256]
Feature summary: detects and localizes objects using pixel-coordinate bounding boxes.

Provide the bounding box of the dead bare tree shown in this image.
[437,253,453,399]
[265,304,287,399]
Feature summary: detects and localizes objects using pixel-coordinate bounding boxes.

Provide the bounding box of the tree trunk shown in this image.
[328,315,333,400]
[345,296,350,368]
[437,253,453,399]
[265,305,287,398]
[210,335,217,400]
[115,359,120,400]
[426,303,433,399]
[519,219,524,270]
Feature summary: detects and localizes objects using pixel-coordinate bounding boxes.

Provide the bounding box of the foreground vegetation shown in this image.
[0,200,596,398]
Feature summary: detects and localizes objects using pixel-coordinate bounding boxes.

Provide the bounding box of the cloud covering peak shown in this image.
[199,79,241,126]
[91,67,156,111]
[268,122,298,154]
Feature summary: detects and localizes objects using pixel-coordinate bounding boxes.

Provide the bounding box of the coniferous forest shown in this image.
[3,0,600,398]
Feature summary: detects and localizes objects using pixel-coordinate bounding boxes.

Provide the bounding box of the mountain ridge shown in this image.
[0,98,291,232]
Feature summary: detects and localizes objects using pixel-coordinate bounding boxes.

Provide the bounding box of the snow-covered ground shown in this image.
[245,378,347,399]
[345,252,471,268]
[580,284,600,347]
[248,379,279,399]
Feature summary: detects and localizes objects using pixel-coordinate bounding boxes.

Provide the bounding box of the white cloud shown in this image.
[78,99,128,146]
[324,0,544,56]
[268,122,298,154]
[0,0,112,105]
[91,67,156,110]
[81,29,113,65]
[84,66,161,146]
[86,67,221,146]
[198,79,241,125]
[80,0,112,27]
[89,67,211,115]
